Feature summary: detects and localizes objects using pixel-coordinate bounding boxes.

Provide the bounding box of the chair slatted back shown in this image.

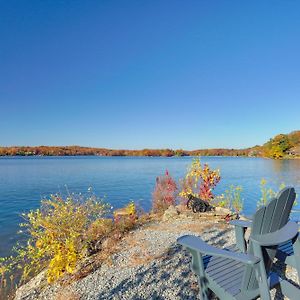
[241,187,296,292]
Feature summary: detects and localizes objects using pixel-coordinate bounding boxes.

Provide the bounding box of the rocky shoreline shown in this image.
[14,207,298,300]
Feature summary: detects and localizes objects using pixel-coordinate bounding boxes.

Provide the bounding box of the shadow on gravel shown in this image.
[203,227,232,248]
[95,229,232,300]
[95,227,297,300]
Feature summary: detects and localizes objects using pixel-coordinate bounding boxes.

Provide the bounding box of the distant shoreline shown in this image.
[0,153,299,160]
[0,145,256,158]
[1,129,300,159]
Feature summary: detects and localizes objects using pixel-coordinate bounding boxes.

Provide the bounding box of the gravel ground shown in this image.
[14,214,299,300]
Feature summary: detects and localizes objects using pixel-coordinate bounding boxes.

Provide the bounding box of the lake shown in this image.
[0,156,300,258]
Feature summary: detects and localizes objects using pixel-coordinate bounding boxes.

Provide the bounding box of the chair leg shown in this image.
[280,279,300,299]
[189,249,210,300]
[253,243,271,300]
[197,276,210,300]
[292,234,300,280]
[235,226,247,253]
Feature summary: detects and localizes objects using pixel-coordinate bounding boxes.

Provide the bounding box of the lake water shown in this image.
[0,156,300,258]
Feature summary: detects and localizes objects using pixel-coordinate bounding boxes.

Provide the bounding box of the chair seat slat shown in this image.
[207,260,242,277]
[215,269,244,286]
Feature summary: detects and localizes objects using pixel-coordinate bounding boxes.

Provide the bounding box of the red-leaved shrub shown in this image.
[152,170,177,213]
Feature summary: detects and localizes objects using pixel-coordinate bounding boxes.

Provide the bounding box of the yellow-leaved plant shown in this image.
[179,158,221,202]
[257,179,286,207]
[224,185,244,214]
[0,192,110,285]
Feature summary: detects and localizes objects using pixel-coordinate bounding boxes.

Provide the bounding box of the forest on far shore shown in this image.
[1,130,299,159]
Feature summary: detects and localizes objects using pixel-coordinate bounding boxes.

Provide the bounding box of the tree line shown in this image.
[0,146,254,157]
[0,130,299,158]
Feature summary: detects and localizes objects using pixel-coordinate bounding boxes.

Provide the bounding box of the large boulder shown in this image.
[162,205,180,221]
[214,206,232,216]
[14,271,47,300]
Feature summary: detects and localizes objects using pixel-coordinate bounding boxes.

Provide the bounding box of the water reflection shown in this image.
[271,159,300,185]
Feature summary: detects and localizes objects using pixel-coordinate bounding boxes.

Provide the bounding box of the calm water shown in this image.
[0,156,300,257]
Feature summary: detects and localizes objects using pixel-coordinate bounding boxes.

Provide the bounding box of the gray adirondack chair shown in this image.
[177,186,300,300]
[230,187,300,276]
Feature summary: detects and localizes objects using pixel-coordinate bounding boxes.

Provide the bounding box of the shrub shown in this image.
[86,218,114,253]
[213,194,230,208]
[87,218,114,242]
[179,158,221,202]
[223,185,244,214]
[0,192,110,285]
[152,170,177,213]
[257,179,286,207]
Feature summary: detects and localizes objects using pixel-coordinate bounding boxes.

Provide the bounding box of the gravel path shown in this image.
[15,215,299,300]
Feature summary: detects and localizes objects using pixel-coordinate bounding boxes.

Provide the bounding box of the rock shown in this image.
[101,237,110,249]
[215,207,232,216]
[175,203,189,213]
[162,206,180,221]
[14,270,47,300]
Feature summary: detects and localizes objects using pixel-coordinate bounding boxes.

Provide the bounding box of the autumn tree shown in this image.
[264,134,291,158]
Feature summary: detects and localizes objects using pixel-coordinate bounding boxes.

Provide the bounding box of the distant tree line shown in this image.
[0,130,299,158]
[0,146,254,157]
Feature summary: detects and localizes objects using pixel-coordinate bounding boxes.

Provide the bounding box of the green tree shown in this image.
[265,134,291,158]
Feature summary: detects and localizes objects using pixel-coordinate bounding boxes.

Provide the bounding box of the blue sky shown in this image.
[0,1,299,150]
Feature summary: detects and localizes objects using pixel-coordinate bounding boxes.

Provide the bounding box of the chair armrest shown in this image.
[177,235,260,265]
[229,220,252,228]
[251,221,299,246]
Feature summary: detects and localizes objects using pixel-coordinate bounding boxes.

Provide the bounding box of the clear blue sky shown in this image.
[1,1,299,150]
